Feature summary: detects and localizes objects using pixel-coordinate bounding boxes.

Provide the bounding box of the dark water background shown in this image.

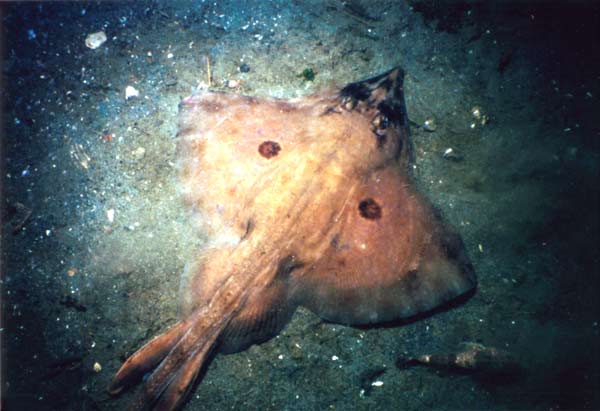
[1,1,599,410]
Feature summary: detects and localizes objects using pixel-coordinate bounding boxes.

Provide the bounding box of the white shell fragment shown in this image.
[442,147,463,162]
[227,79,240,89]
[106,208,115,223]
[132,147,146,160]
[470,105,489,126]
[125,85,139,100]
[423,118,437,132]
[93,362,102,372]
[371,380,384,387]
[85,31,107,49]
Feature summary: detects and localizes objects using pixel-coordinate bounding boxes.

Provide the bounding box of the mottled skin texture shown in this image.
[109,67,476,410]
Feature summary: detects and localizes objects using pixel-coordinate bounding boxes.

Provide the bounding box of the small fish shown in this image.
[8,202,32,235]
[40,356,82,381]
[397,342,521,377]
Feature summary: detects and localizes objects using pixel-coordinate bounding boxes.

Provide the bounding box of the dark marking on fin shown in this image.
[275,255,305,279]
[358,198,382,220]
[330,233,340,249]
[241,219,254,241]
[258,141,281,159]
[322,105,342,116]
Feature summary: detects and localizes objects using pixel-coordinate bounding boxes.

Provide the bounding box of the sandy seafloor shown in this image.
[1,1,599,410]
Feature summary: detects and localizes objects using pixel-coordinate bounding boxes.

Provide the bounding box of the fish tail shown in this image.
[139,310,225,410]
[110,306,231,411]
[150,335,216,411]
[108,319,192,395]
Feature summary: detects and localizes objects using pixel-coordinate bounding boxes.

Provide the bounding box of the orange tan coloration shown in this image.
[109,67,476,410]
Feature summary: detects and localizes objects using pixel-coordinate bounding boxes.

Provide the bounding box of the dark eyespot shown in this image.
[258,141,281,159]
[358,198,382,220]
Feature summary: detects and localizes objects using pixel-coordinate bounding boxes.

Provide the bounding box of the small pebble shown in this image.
[227,79,240,89]
[125,85,139,100]
[85,31,107,49]
[423,118,437,132]
[132,147,146,160]
[442,147,463,162]
[471,106,489,125]
[239,63,251,73]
